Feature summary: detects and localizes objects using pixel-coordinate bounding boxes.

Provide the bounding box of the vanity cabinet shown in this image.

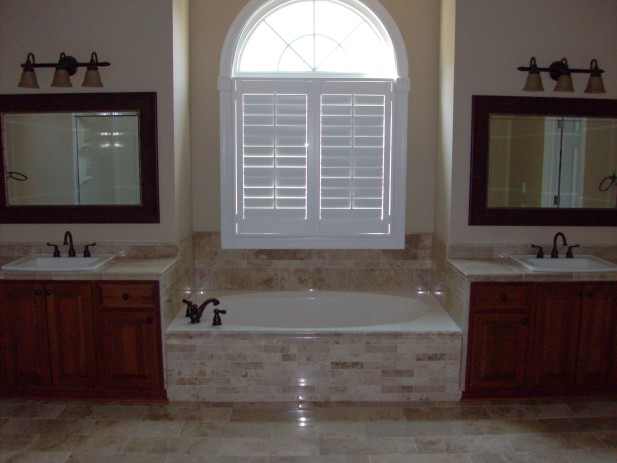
[0,281,96,394]
[465,281,617,399]
[466,283,533,392]
[94,282,164,398]
[0,280,165,400]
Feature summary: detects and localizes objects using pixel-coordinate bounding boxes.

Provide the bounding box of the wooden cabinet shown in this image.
[467,284,532,392]
[94,282,164,398]
[465,281,617,399]
[0,281,95,394]
[0,279,164,400]
[575,283,617,388]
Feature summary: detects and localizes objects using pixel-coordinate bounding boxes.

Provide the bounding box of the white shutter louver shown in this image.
[235,80,309,234]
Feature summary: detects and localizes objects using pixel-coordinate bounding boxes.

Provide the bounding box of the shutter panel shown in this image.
[319,81,393,235]
[235,80,309,234]
[232,79,395,241]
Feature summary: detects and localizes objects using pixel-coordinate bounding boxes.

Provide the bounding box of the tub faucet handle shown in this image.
[182,298,195,318]
[212,308,227,326]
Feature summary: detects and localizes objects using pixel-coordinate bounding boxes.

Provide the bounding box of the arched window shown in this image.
[220,0,409,249]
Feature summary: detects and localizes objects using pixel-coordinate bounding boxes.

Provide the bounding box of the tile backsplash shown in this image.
[190,232,433,292]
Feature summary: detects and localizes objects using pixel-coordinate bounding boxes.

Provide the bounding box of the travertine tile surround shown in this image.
[166,331,462,402]
[191,232,433,291]
[166,232,464,403]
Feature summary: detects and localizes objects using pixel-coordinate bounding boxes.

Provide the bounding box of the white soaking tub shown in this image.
[165,290,462,403]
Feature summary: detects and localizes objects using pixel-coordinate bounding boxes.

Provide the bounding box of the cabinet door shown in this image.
[467,310,531,392]
[0,282,51,389]
[575,283,617,388]
[96,309,162,392]
[45,283,96,389]
[529,283,580,391]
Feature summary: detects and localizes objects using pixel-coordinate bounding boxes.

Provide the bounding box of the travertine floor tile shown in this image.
[0,398,616,462]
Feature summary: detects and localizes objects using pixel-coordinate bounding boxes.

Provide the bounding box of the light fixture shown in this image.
[518,57,606,94]
[18,52,110,89]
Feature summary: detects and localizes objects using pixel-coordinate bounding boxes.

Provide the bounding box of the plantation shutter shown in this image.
[235,80,310,235]
[318,81,393,236]
[233,79,393,238]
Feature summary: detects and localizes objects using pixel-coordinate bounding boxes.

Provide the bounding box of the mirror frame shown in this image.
[0,92,159,223]
[469,95,617,226]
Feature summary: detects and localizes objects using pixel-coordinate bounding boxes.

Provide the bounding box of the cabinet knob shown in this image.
[521,318,529,325]
[146,317,154,324]
[34,289,42,296]
[45,289,53,296]
[500,294,508,302]
[122,293,130,300]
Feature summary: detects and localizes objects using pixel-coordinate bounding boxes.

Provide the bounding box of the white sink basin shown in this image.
[2,254,116,272]
[511,255,617,273]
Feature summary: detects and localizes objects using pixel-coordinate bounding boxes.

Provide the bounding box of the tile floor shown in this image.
[0,398,616,462]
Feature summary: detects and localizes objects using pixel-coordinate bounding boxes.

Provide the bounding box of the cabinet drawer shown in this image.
[96,282,158,308]
[472,284,532,310]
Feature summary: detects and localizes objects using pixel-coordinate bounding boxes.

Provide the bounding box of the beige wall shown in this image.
[190,0,441,233]
[442,0,617,246]
[0,0,189,244]
[1,0,616,249]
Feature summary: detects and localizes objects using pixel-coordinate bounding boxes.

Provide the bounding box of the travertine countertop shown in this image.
[0,256,177,281]
[448,257,617,282]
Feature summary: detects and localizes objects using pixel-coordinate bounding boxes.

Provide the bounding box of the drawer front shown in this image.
[472,283,532,310]
[97,282,158,308]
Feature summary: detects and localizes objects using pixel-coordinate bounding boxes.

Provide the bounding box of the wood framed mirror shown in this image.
[469,95,617,226]
[0,92,159,223]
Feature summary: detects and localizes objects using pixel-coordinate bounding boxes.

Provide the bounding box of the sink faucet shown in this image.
[63,230,76,257]
[550,232,568,258]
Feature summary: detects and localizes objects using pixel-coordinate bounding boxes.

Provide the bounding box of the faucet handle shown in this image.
[83,243,96,257]
[531,244,544,258]
[182,299,194,317]
[566,244,580,258]
[46,242,61,257]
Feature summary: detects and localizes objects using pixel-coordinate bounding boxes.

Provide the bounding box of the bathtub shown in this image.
[165,290,462,402]
[167,290,460,333]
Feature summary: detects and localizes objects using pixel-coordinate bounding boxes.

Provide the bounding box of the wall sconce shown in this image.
[18,52,110,89]
[518,57,606,93]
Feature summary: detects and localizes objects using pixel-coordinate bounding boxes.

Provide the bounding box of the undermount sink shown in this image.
[511,255,617,273]
[1,254,116,272]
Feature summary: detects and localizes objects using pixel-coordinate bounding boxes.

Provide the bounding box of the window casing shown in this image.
[220,0,409,248]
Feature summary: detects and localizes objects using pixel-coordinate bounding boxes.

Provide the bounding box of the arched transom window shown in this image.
[235,0,397,76]
[220,0,409,249]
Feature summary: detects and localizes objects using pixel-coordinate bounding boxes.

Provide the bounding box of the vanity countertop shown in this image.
[0,256,178,281]
[448,257,617,282]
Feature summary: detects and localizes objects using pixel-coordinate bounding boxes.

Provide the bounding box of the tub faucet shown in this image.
[187,297,221,324]
[63,230,76,257]
[550,232,568,258]
[212,308,227,326]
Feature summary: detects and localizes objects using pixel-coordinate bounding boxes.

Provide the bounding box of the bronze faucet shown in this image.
[183,297,222,324]
[63,230,76,257]
[550,232,567,258]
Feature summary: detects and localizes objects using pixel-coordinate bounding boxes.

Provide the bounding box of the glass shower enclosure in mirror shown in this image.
[488,114,616,209]
[0,92,158,223]
[4,111,140,206]
[469,95,617,226]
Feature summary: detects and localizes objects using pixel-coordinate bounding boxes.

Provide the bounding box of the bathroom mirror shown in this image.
[0,92,159,223]
[469,95,617,226]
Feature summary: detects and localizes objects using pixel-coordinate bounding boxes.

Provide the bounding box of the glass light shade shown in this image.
[17,69,39,88]
[523,72,544,91]
[554,74,574,92]
[584,74,606,93]
[82,68,103,87]
[51,69,72,87]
